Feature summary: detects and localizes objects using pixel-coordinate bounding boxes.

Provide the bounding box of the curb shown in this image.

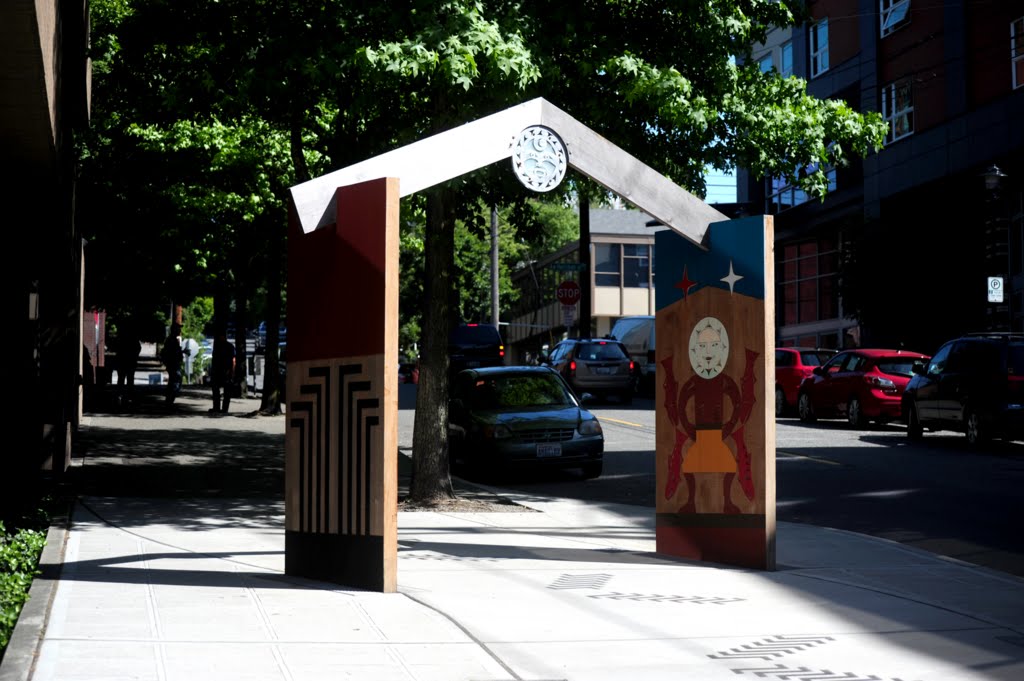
[0,502,72,681]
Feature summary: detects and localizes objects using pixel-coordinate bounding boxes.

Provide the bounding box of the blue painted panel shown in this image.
[656,216,767,311]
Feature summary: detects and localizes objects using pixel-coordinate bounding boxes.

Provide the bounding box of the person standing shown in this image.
[210,328,236,414]
[160,323,185,405]
[115,321,142,406]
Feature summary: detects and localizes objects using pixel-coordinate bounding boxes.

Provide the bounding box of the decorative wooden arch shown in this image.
[286,98,774,591]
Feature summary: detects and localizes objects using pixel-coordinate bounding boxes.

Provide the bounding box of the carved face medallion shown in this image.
[511,126,567,192]
[689,316,729,379]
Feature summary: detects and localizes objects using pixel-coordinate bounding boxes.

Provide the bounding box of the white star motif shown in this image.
[721,260,743,293]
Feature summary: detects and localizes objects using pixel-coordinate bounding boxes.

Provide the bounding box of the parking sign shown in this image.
[988,276,1004,303]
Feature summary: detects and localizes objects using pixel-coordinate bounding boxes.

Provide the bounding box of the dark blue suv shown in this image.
[902,333,1024,447]
[448,323,505,380]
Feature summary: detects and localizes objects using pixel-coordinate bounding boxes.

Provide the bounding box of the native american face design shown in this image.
[688,316,729,379]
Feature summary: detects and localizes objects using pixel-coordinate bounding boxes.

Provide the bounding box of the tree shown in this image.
[82,0,886,505]
[356,1,885,503]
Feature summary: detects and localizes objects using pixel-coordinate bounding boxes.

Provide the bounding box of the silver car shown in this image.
[545,338,636,404]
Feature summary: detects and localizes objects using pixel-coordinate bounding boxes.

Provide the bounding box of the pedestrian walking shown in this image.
[115,321,142,405]
[210,328,236,414]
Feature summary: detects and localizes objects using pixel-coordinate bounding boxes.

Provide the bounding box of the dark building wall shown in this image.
[741,1,1024,350]
[968,2,1024,107]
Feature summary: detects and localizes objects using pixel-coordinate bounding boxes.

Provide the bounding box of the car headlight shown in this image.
[483,424,512,439]
[578,419,602,436]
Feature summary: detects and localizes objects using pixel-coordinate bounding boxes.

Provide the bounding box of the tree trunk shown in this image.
[409,186,456,503]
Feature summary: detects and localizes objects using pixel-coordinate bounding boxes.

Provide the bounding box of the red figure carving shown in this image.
[662,317,759,514]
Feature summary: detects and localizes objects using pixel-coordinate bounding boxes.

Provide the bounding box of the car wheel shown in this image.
[798,393,816,422]
[847,397,865,428]
[775,386,786,418]
[906,402,923,440]
[580,461,603,479]
[965,409,988,447]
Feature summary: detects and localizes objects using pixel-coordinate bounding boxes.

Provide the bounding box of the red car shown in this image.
[797,348,930,427]
[775,347,836,417]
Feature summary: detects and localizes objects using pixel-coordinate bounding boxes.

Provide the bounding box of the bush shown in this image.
[0,519,48,656]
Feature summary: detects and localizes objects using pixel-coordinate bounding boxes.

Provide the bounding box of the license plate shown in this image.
[593,367,611,375]
[536,443,562,458]
[466,361,480,367]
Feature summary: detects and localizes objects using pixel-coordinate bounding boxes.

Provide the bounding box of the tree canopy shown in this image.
[81,0,887,500]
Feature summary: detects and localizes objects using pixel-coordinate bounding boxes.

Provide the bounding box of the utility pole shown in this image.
[491,206,500,330]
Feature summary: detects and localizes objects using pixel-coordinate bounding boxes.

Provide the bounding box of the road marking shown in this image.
[777,450,843,466]
[601,416,646,428]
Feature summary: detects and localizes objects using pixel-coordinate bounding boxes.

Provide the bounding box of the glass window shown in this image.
[759,54,773,73]
[577,341,628,361]
[622,244,650,288]
[925,343,951,375]
[824,352,848,373]
[783,284,798,325]
[880,0,910,37]
[776,237,841,327]
[594,243,621,286]
[781,41,793,77]
[776,350,794,367]
[800,351,832,366]
[810,19,829,77]
[882,78,914,143]
[1013,17,1024,90]
[767,168,836,213]
[876,357,920,377]
[472,374,574,409]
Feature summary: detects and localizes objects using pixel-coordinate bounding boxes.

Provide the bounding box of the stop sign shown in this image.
[556,280,582,305]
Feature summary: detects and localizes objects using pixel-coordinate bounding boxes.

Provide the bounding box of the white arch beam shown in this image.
[289,97,725,246]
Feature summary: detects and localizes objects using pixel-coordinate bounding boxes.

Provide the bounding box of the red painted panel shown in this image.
[287,178,396,362]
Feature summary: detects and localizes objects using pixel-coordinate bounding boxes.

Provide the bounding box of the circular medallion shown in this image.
[511,126,567,192]
[688,316,730,379]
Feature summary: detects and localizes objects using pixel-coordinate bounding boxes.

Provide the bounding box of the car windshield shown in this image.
[469,374,575,409]
[799,351,831,366]
[576,342,627,361]
[875,358,921,377]
[1009,346,1024,375]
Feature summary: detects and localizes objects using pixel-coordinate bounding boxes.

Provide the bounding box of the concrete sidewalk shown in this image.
[3,385,1024,680]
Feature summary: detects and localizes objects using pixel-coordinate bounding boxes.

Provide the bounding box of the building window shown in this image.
[622,244,651,288]
[594,243,621,286]
[880,0,910,37]
[810,19,829,77]
[781,41,793,77]
[1013,17,1024,89]
[778,238,840,326]
[759,54,773,73]
[767,159,837,214]
[881,78,913,143]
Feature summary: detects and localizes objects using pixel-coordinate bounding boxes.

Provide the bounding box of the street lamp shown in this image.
[982,164,1008,192]
[981,164,1010,331]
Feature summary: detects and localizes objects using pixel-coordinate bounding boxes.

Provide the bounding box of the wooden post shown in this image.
[284,177,399,591]
[654,216,776,570]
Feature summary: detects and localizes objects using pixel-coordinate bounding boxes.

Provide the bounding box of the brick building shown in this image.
[739,0,1024,353]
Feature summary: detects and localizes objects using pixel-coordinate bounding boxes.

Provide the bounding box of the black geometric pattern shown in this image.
[588,591,744,605]
[397,553,500,563]
[726,664,898,680]
[289,360,380,535]
[548,574,613,590]
[708,635,835,660]
[712,637,921,681]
